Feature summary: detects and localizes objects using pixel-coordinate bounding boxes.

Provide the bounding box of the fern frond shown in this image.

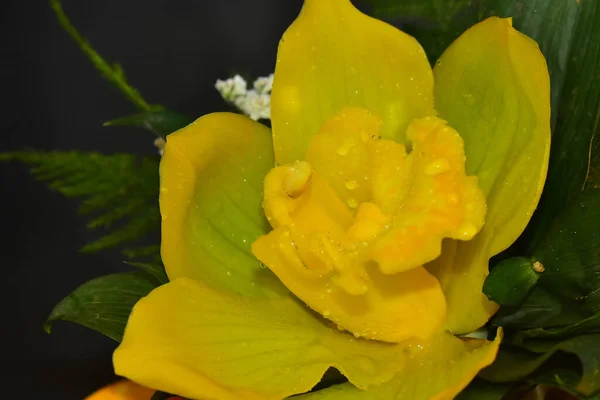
[1,151,160,257]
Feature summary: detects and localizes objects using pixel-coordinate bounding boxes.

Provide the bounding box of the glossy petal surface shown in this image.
[160,112,285,297]
[271,0,434,164]
[254,108,486,342]
[297,330,502,400]
[430,17,551,333]
[114,278,412,400]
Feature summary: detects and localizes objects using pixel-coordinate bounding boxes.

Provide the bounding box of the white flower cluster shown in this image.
[215,74,274,121]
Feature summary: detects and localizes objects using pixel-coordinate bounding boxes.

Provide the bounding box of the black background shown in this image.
[1,1,308,398]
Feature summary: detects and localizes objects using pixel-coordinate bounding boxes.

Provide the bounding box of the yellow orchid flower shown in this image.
[113,1,550,399]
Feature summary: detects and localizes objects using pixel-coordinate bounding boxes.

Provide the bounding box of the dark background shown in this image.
[1,1,306,398]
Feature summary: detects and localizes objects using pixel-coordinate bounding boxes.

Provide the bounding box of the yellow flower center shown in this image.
[252,107,486,343]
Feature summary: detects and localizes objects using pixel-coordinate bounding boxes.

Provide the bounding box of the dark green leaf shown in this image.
[0,151,160,256]
[513,312,600,343]
[44,271,158,342]
[483,257,542,306]
[480,334,600,397]
[494,187,600,330]
[526,0,599,248]
[125,261,169,285]
[104,110,193,137]
[531,189,600,316]
[455,379,515,400]
[51,0,162,112]
[122,244,161,261]
[493,287,587,330]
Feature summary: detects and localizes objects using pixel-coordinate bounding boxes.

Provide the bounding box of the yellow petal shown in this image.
[430,17,551,333]
[114,278,413,400]
[296,330,503,400]
[160,112,285,298]
[271,0,434,164]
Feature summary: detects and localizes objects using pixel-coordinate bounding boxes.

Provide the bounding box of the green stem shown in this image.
[50,0,163,112]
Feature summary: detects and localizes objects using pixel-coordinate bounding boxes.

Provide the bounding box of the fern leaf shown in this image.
[1,151,160,257]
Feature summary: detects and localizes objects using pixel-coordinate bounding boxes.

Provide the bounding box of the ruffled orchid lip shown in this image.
[253,108,486,343]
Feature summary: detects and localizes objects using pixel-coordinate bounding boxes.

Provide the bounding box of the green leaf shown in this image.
[480,334,600,397]
[525,0,599,248]
[493,187,600,330]
[125,261,169,285]
[50,0,162,112]
[455,380,516,400]
[122,244,161,261]
[513,312,600,343]
[104,110,194,137]
[492,286,587,330]
[0,151,160,256]
[483,257,542,306]
[44,271,159,342]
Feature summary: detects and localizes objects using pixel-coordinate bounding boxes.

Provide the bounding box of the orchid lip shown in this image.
[253,107,486,343]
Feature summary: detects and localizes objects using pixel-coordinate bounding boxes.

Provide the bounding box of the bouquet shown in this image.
[6,0,599,399]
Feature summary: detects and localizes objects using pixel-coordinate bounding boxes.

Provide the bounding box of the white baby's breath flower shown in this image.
[253,73,274,94]
[215,74,248,102]
[236,90,271,121]
[215,73,274,120]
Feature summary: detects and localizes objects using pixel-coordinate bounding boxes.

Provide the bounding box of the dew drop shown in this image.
[323,310,331,317]
[425,158,451,176]
[347,198,359,209]
[345,180,359,190]
[459,223,477,239]
[336,138,354,156]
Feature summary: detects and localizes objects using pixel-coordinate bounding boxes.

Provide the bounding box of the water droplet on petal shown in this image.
[336,138,354,156]
[425,158,451,176]
[458,223,477,239]
[345,180,359,190]
[347,198,359,209]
